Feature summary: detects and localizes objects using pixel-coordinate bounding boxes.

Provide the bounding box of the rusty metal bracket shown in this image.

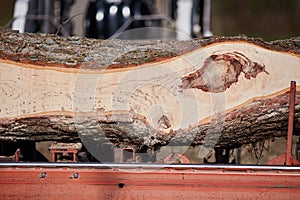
[267,81,300,166]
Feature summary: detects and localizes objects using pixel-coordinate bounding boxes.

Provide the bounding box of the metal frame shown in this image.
[120,147,136,162]
[49,142,82,162]
[1,162,300,170]
[0,163,300,199]
[49,149,78,162]
[110,14,176,39]
[0,149,21,162]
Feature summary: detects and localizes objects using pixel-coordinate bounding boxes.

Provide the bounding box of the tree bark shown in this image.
[0,27,300,150]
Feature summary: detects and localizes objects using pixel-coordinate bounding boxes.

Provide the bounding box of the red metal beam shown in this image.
[267,81,300,166]
[0,165,300,199]
[286,81,298,165]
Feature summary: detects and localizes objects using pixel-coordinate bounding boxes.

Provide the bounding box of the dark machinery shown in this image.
[84,0,212,39]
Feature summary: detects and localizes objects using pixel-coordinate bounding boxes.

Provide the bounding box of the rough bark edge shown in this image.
[1,91,299,150]
[0,27,299,69]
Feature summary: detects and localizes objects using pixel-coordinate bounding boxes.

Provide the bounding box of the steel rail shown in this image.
[0,162,300,171]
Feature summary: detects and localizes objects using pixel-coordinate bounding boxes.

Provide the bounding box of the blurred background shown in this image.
[1,0,299,41]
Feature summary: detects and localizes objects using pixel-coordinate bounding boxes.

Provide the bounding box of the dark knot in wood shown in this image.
[158,115,171,129]
[181,52,269,93]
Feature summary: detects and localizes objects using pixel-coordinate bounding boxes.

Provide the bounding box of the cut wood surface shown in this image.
[0,27,299,150]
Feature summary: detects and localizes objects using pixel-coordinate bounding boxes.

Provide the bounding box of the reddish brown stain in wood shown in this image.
[181,52,268,93]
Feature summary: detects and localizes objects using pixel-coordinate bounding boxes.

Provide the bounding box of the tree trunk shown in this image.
[0,27,299,151]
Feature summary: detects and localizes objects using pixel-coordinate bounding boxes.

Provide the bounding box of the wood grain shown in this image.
[0,27,299,150]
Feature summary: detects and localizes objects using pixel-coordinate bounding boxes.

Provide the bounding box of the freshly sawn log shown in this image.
[0,27,300,151]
